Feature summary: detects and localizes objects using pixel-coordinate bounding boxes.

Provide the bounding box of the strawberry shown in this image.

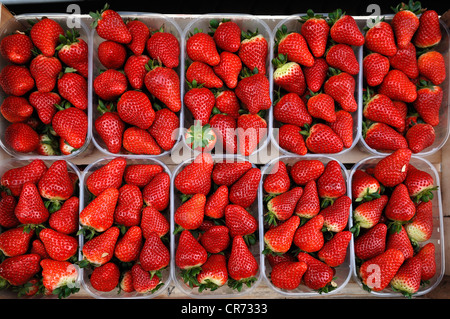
[174,193,206,233]
[307,92,336,123]
[0,159,47,197]
[363,52,390,87]
[237,113,267,156]
[122,127,161,155]
[273,92,312,128]
[374,148,412,187]
[238,31,268,75]
[405,165,437,203]
[209,114,237,153]
[293,214,325,252]
[148,108,180,151]
[270,261,307,290]
[323,70,357,112]
[235,71,271,114]
[264,215,300,254]
[89,262,120,292]
[142,171,170,211]
[175,230,207,285]
[297,252,335,292]
[117,90,155,129]
[0,32,33,65]
[39,228,78,261]
[305,123,344,154]
[276,26,313,67]
[48,196,79,235]
[364,20,397,57]
[406,123,436,154]
[79,188,119,236]
[210,19,241,53]
[326,44,359,76]
[131,263,161,293]
[38,160,74,204]
[80,226,120,267]
[413,82,443,126]
[385,183,416,232]
[90,4,131,43]
[40,259,79,298]
[144,63,181,112]
[199,225,230,254]
[29,54,62,93]
[119,270,134,293]
[97,40,127,69]
[359,248,405,292]
[224,204,258,239]
[317,159,346,203]
[4,122,39,154]
[303,58,329,93]
[29,91,61,125]
[291,160,325,186]
[277,124,308,156]
[30,239,49,260]
[114,184,143,227]
[94,69,128,101]
[328,110,353,149]
[0,96,33,123]
[57,30,89,78]
[413,10,442,48]
[57,71,88,110]
[186,61,223,89]
[320,195,352,232]
[417,51,446,85]
[124,164,163,188]
[405,200,433,243]
[0,195,19,229]
[299,10,330,58]
[364,122,408,151]
[354,223,387,260]
[328,9,365,46]
[213,51,242,89]
[263,161,290,196]
[318,230,352,267]
[272,54,306,96]
[266,252,296,268]
[86,157,127,197]
[139,231,170,274]
[186,29,220,66]
[174,153,213,195]
[140,205,169,239]
[126,19,150,56]
[391,1,422,49]
[266,187,303,225]
[0,254,41,287]
[391,256,422,297]
[184,82,216,125]
[378,70,417,103]
[212,160,252,186]
[0,226,34,257]
[95,103,126,154]
[14,182,49,229]
[388,42,419,79]
[363,91,405,129]
[0,65,34,96]
[352,195,388,236]
[295,180,320,219]
[227,235,258,290]
[205,185,229,219]
[415,242,436,281]
[386,225,414,260]
[229,167,261,208]
[124,55,151,90]
[197,254,228,292]
[52,105,88,149]
[30,17,64,57]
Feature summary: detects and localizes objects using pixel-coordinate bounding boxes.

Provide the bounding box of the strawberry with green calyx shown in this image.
[39,228,78,262]
[272,53,306,96]
[263,215,300,255]
[364,17,397,57]
[276,24,314,67]
[297,252,336,293]
[210,19,241,53]
[139,232,170,277]
[95,99,126,154]
[14,182,49,232]
[385,183,416,233]
[227,235,258,291]
[265,187,303,226]
[351,169,381,203]
[295,180,320,219]
[40,259,79,298]
[277,124,308,156]
[317,160,347,208]
[48,196,79,235]
[363,121,408,152]
[328,8,364,46]
[390,256,422,298]
[29,17,64,57]
[0,254,41,288]
[29,91,61,125]
[186,28,220,66]
[320,195,352,233]
[406,200,433,244]
[131,263,163,294]
[351,195,388,237]
[90,3,131,43]
[57,69,88,111]
[79,226,120,268]
[185,121,217,153]
[354,223,387,261]
[238,29,268,75]
[224,204,258,243]
[386,225,414,260]
[57,29,89,78]
[299,9,330,58]
[323,68,357,113]
[186,61,223,89]
[391,0,424,49]
[363,88,405,129]
[404,165,438,203]
[197,254,228,292]
[174,193,206,234]
[51,103,88,150]
[235,68,271,115]
[146,26,180,69]
[293,214,325,253]
[273,91,312,128]
[325,43,359,76]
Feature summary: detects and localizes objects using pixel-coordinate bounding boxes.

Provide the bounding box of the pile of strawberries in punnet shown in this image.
[362,2,445,154]
[0,160,80,298]
[352,148,438,297]
[92,4,181,155]
[0,17,89,156]
[173,153,261,292]
[262,159,351,293]
[184,18,271,156]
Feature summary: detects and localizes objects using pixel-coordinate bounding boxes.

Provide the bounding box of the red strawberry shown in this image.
[146,30,180,69]
[360,248,405,292]
[354,223,387,260]
[326,44,359,75]
[124,54,151,90]
[327,110,353,149]
[90,4,131,43]
[417,51,446,85]
[114,184,143,227]
[278,124,308,156]
[95,103,126,154]
[119,270,134,293]
[126,19,150,56]
[297,252,335,292]
[39,228,78,261]
[373,148,412,187]
[40,259,79,298]
[186,61,223,89]
[235,71,271,114]
[391,1,422,49]
[276,26,313,67]
[4,123,39,154]
[212,160,252,186]
[293,214,324,252]
[197,254,228,291]
[270,261,307,290]
[300,10,330,57]
[204,185,229,219]
[0,96,33,123]
[48,196,79,235]
[364,122,408,151]
[80,226,120,266]
[14,182,49,228]
[97,40,127,69]
[209,114,237,153]
[0,65,34,96]
[57,71,88,111]
[30,17,64,57]
[124,164,163,188]
[238,31,268,75]
[52,106,88,149]
[328,9,365,46]
[272,54,306,96]
[148,108,180,151]
[363,92,405,129]
[266,187,303,225]
[117,90,155,129]
[213,51,242,89]
[94,69,128,101]
[142,171,170,211]
[378,70,417,103]
[186,30,220,66]
[174,193,205,233]
[318,230,352,267]
[317,160,346,207]
[30,54,62,93]
[364,20,397,57]
[144,64,181,112]
[57,30,89,78]
[363,52,390,87]
[227,235,258,290]
[263,215,300,254]
[263,161,290,196]
[389,42,419,79]
[86,157,127,197]
[405,200,433,243]
[224,204,258,239]
[385,183,416,231]
[38,160,74,204]
[140,205,170,239]
[386,225,414,260]
[90,262,120,292]
[295,180,320,219]
[0,159,47,197]
[304,123,344,154]
[0,195,19,229]
[229,167,261,208]
[352,195,388,236]
[415,242,436,281]
[406,123,435,153]
[29,91,61,125]
[0,254,41,287]
[139,231,170,274]
[307,92,336,123]
[391,257,422,297]
[0,226,34,257]
[273,92,312,128]
[303,58,329,93]
[323,70,357,112]
[413,82,443,126]
[237,113,267,156]
[184,82,215,125]
[174,153,213,195]
[0,32,33,65]
[291,159,325,185]
[211,19,241,53]
[320,195,352,232]
[131,263,161,293]
[266,252,295,268]
[404,165,438,203]
[175,230,207,285]
[199,225,230,254]
[123,123,161,154]
[413,10,442,48]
